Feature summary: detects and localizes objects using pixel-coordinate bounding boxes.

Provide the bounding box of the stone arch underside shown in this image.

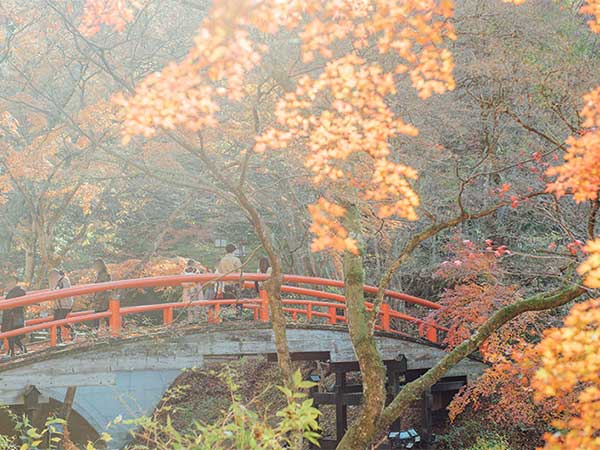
[0,324,486,449]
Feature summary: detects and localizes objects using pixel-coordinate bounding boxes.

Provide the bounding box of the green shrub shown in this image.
[467,435,511,450]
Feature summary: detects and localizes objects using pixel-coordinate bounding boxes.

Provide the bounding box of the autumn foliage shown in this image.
[27,0,600,448]
[547,86,600,202]
[435,240,561,435]
[79,0,139,36]
[113,0,456,254]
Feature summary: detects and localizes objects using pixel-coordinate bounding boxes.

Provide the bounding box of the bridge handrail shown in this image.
[0,274,444,347]
[0,297,447,344]
[0,273,441,310]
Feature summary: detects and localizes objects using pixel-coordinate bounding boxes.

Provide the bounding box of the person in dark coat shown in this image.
[3,275,27,357]
[91,259,111,329]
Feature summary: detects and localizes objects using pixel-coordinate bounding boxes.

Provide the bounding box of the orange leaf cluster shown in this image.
[432,283,521,350]
[297,0,456,99]
[116,0,271,141]
[534,299,600,449]
[118,0,456,140]
[547,87,600,201]
[449,344,562,428]
[76,184,103,215]
[430,239,529,354]
[364,159,419,219]
[576,239,600,287]
[582,0,600,33]
[1,129,61,180]
[79,0,139,36]
[436,238,504,282]
[117,0,456,254]
[257,55,421,231]
[433,239,557,429]
[308,198,358,254]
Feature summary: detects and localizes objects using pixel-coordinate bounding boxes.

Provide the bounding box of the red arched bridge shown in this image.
[0,274,485,449]
[0,273,447,349]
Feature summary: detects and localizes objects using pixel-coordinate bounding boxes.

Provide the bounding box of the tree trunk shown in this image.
[24,234,36,288]
[264,272,294,385]
[336,203,387,450]
[236,191,294,386]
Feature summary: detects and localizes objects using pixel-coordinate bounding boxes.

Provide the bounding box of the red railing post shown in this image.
[381,303,391,332]
[306,304,313,321]
[163,307,173,325]
[109,298,122,336]
[3,338,7,350]
[328,306,337,325]
[427,324,438,343]
[259,289,269,322]
[208,305,216,323]
[50,326,57,347]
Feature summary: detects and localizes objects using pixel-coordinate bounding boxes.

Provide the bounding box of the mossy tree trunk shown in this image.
[336,203,387,450]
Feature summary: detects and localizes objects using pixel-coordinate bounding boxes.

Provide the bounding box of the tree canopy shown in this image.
[4,0,600,449]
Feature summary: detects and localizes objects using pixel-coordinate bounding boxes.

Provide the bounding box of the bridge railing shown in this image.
[0,274,446,349]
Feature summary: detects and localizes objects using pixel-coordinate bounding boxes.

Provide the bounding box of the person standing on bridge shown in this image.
[49,268,74,344]
[91,259,111,330]
[3,275,27,357]
[216,244,243,318]
[182,259,205,323]
[254,257,272,295]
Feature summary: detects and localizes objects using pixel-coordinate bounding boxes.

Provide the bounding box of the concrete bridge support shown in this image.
[0,324,486,449]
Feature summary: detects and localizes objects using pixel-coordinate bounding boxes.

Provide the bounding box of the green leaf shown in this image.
[100,432,112,442]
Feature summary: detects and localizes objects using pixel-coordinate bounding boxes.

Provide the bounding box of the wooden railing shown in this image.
[0,274,446,349]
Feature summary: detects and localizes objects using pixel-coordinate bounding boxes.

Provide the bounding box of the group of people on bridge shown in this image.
[1,244,272,358]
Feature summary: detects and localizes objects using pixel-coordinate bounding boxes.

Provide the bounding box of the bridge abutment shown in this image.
[0,324,486,449]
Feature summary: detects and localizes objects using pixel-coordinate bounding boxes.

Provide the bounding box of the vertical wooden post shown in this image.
[60,386,77,422]
[108,298,121,336]
[380,303,391,332]
[335,370,348,442]
[163,307,173,325]
[328,306,337,325]
[259,289,269,322]
[50,326,57,347]
[306,304,313,321]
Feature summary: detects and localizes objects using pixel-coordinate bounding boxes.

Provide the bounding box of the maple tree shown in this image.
[434,1,600,448]
[107,2,592,450]
[429,240,566,439]
[70,0,600,449]
[4,0,600,448]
